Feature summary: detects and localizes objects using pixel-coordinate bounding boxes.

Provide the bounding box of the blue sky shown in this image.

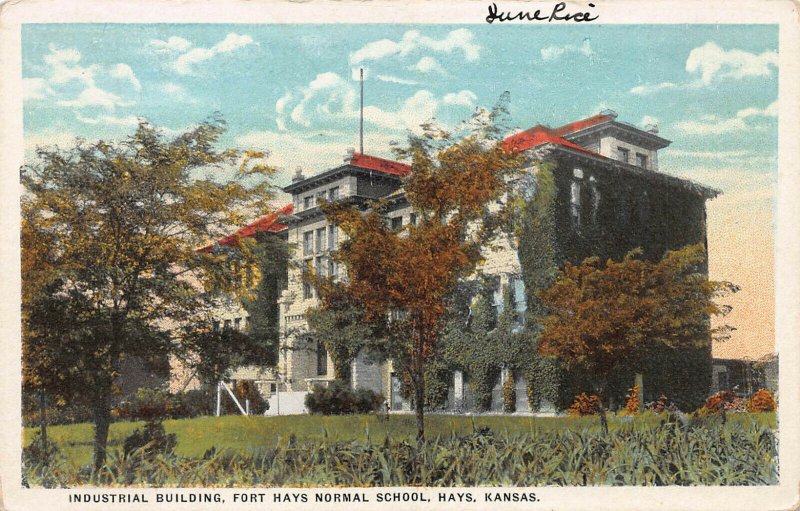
[22,24,777,183]
[21,24,779,358]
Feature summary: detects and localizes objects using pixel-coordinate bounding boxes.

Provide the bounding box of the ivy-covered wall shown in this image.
[527,153,713,411]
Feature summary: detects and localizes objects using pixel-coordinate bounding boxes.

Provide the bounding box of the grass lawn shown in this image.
[24,412,777,468]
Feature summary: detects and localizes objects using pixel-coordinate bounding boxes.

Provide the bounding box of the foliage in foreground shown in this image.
[25,417,777,487]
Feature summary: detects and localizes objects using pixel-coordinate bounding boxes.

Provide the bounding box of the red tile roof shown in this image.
[502,114,614,157]
[350,152,411,177]
[198,203,293,253]
[503,125,601,157]
[552,113,613,136]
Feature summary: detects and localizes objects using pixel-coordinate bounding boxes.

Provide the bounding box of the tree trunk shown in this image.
[596,380,609,436]
[334,358,352,387]
[414,370,425,441]
[598,405,609,436]
[92,387,112,473]
[39,390,48,464]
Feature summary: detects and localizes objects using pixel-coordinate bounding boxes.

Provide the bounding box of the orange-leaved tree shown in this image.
[317,104,524,439]
[537,244,738,433]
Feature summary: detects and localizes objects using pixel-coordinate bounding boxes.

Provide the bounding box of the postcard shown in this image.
[1,0,798,509]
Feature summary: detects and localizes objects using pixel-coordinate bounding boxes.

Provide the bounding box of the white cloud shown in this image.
[410,56,447,75]
[631,42,777,95]
[376,74,418,85]
[23,78,55,101]
[234,129,401,174]
[75,113,141,126]
[540,39,594,62]
[110,63,142,91]
[675,100,777,135]
[160,82,197,103]
[42,44,98,86]
[147,36,193,54]
[686,42,777,85]
[57,86,132,110]
[443,90,478,108]
[162,33,254,75]
[349,28,480,65]
[737,100,778,119]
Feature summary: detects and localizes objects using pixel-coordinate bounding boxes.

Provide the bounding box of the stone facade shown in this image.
[196,111,720,412]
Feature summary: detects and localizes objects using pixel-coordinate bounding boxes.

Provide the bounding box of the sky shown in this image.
[21,24,778,360]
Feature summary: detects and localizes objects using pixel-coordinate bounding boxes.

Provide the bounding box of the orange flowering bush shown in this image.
[746,389,776,413]
[623,384,640,416]
[568,393,602,416]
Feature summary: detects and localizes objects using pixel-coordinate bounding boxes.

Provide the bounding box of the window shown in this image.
[270,383,277,393]
[212,320,220,332]
[636,153,648,169]
[316,341,328,376]
[234,317,241,331]
[391,216,403,230]
[617,147,629,163]
[303,231,313,256]
[315,256,324,277]
[589,176,600,224]
[570,180,582,228]
[328,259,338,281]
[316,191,326,205]
[328,224,338,250]
[302,264,313,299]
[224,319,232,331]
[511,276,526,318]
[409,213,417,226]
[303,196,313,209]
[329,187,340,201]
[316,228,326,253]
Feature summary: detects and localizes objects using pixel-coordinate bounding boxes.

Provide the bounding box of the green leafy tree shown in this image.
[21,117,275,471]
[538,244,738,433]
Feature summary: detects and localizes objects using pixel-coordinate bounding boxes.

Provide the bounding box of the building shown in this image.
[190,110,720,412]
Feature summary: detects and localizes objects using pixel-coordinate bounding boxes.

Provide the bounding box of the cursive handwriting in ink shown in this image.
[486,2,599,23]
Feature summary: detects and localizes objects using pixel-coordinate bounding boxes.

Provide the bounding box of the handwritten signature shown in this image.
[486,2,599,23]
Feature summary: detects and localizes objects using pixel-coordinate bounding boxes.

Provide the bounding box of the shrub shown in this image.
[305,381,384,415]
[568,393,602,416]
[114,388,172,420]
[123,419,177,459]
[502,376,516,413]
[747,389,776,413]
[646,394,675,413]
[22,430,64,467]
[623,384,640,416]
[702,390,746,414]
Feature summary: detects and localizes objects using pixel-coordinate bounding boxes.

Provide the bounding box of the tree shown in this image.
[21,117,275,470]
[318,104,523,438]
[537,244,738,433]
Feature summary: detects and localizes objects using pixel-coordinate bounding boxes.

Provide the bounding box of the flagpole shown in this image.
[359,67,364,154]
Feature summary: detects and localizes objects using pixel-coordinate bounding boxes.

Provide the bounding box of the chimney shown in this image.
[600,108,618,119]
[344,147,355,162]
[292,167,305,183]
